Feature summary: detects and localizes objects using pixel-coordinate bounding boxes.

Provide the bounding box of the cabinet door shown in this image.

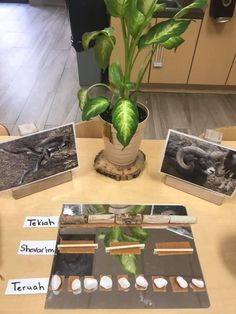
[149,19,202,84]
[188,9,236,85]
[110,17,152,83]
[226,55,236,86]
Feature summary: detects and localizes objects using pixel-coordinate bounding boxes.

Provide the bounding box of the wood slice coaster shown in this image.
[94,150,146,181]
[169,276,188,293]
[58,240,96,254]
[152,276,167,292]
[135,275,148,291]
[67,276,80,292]
[154,241,193,256]
[49,275,65,292]
[108,242,142,255]
[83,276,98,293]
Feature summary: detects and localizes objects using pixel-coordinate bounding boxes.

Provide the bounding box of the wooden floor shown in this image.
[0,3,236,138]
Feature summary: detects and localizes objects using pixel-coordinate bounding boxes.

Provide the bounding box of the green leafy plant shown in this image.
[78,0,207,148]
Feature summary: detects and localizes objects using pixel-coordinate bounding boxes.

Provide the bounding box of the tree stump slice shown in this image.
[94,150,146,181]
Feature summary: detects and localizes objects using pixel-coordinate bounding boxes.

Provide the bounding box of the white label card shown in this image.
[5,278,49,295]
[18,241,56,255]
[24,216,59,228]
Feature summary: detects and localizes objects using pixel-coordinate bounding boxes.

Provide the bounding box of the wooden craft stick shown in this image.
[154,248,193,253]
[58,243,98,249]
[105,243,145,252]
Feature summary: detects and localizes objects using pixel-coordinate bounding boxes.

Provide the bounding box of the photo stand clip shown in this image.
[165,129,225,206]
[12,171,72,200]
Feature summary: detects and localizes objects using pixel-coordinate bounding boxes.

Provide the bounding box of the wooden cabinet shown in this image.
[226,55,236,86]
[188,9,236,85]
[110,17,153,83]
[149,19,202,84]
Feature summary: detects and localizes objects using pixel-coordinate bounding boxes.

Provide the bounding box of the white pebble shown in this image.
[84,277,98,290]
[118,277,130,289]
[100,276,113,290]
[176,276,188,289]
[154,278,168,289]
[50,274,61,291]
[136,276,148,289]
[192,278,204,289]
[71,278,81,294]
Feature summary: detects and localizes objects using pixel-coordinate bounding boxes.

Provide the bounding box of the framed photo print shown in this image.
[160,130,236,197]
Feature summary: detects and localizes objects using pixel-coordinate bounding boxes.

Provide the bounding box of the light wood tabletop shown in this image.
[0,138,236,314]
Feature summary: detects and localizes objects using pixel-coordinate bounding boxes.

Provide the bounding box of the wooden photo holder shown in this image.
[165,129,225,206]
[12,171,72,199]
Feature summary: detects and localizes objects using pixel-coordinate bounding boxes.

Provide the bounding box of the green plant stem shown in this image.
[121,18,129,98]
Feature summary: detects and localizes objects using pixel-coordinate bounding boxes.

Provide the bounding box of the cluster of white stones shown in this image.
[50,274,205,294]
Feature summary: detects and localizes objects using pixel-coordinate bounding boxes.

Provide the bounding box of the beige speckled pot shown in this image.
[100,103,149,166]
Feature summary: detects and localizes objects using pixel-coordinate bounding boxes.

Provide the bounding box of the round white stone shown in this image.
[154,278,168,289]
[176,276,188,289]
[50,274,61,291]
[71,278,81,292]
[100,276,113,290]
[136,276,148,289]
[192,278,205,289]
[84,278,98,290]
[118,277,130,289]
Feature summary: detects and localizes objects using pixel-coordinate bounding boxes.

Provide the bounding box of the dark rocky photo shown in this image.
[0,124,78,191]
[161,130,236,197]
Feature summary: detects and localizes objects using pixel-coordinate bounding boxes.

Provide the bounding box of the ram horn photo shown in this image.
[0,123,78,191]
[161,130,236,197]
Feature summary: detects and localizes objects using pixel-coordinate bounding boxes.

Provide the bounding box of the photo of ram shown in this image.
[0,123,78,191]
[161,130,236,197]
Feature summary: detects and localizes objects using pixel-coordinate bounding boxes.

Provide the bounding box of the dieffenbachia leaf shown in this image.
[138,19,191,48]
[162,36,185,50]
[77,88,88,110]
[82,31,101,50]
[130,205,147,214]
[120,254,137,275]
[104,0,129,17]
[122,233,140,242]
[82,27,114,50]
[82,96,109,120]
[124,0,145,38]
[104,226,122,247]
[112,98,138,148]
[155,3,166,13]
[174,0,207,19]
[109,62,123,89]
[137,0,156,15]
[130,227,149,242]
[94,35,116,70]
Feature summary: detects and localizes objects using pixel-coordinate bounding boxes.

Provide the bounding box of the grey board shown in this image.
[45,204,210,309]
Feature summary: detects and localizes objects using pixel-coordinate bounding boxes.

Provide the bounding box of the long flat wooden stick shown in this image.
[105,243,145,252]
[153,248,193,253]
[58,243,98,249]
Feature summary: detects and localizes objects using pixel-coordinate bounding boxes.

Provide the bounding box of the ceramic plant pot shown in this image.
[100,103,149,166]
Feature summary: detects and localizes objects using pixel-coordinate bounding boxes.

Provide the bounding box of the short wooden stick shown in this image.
[58,243,98,249]
[153,248,193,253]
[105,243,145,252]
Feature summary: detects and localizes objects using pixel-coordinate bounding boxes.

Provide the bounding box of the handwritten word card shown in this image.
[18,241,56,255]
[24,216,58,228]
[5,278,49,295]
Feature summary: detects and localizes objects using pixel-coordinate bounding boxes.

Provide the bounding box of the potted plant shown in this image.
[78,0,207,178]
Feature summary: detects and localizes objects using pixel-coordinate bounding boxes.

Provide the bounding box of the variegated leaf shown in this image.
[94,35,116,70]
[138,19,191,48]
[77,88,88,110]
[109,62,123,89]
[137,0,156,15]
[174,0,207,19]
[82,96,109,120]
[104,0,129,17]
[125,0,145,38]
[162,36,185,50]
[112,98,138,147]
[82,31,101,50]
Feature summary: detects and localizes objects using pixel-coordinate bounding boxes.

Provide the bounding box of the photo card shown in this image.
[160,130,236,197]
[0,123,78,191]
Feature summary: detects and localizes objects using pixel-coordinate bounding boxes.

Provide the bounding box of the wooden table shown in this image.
[0,138,236,314]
